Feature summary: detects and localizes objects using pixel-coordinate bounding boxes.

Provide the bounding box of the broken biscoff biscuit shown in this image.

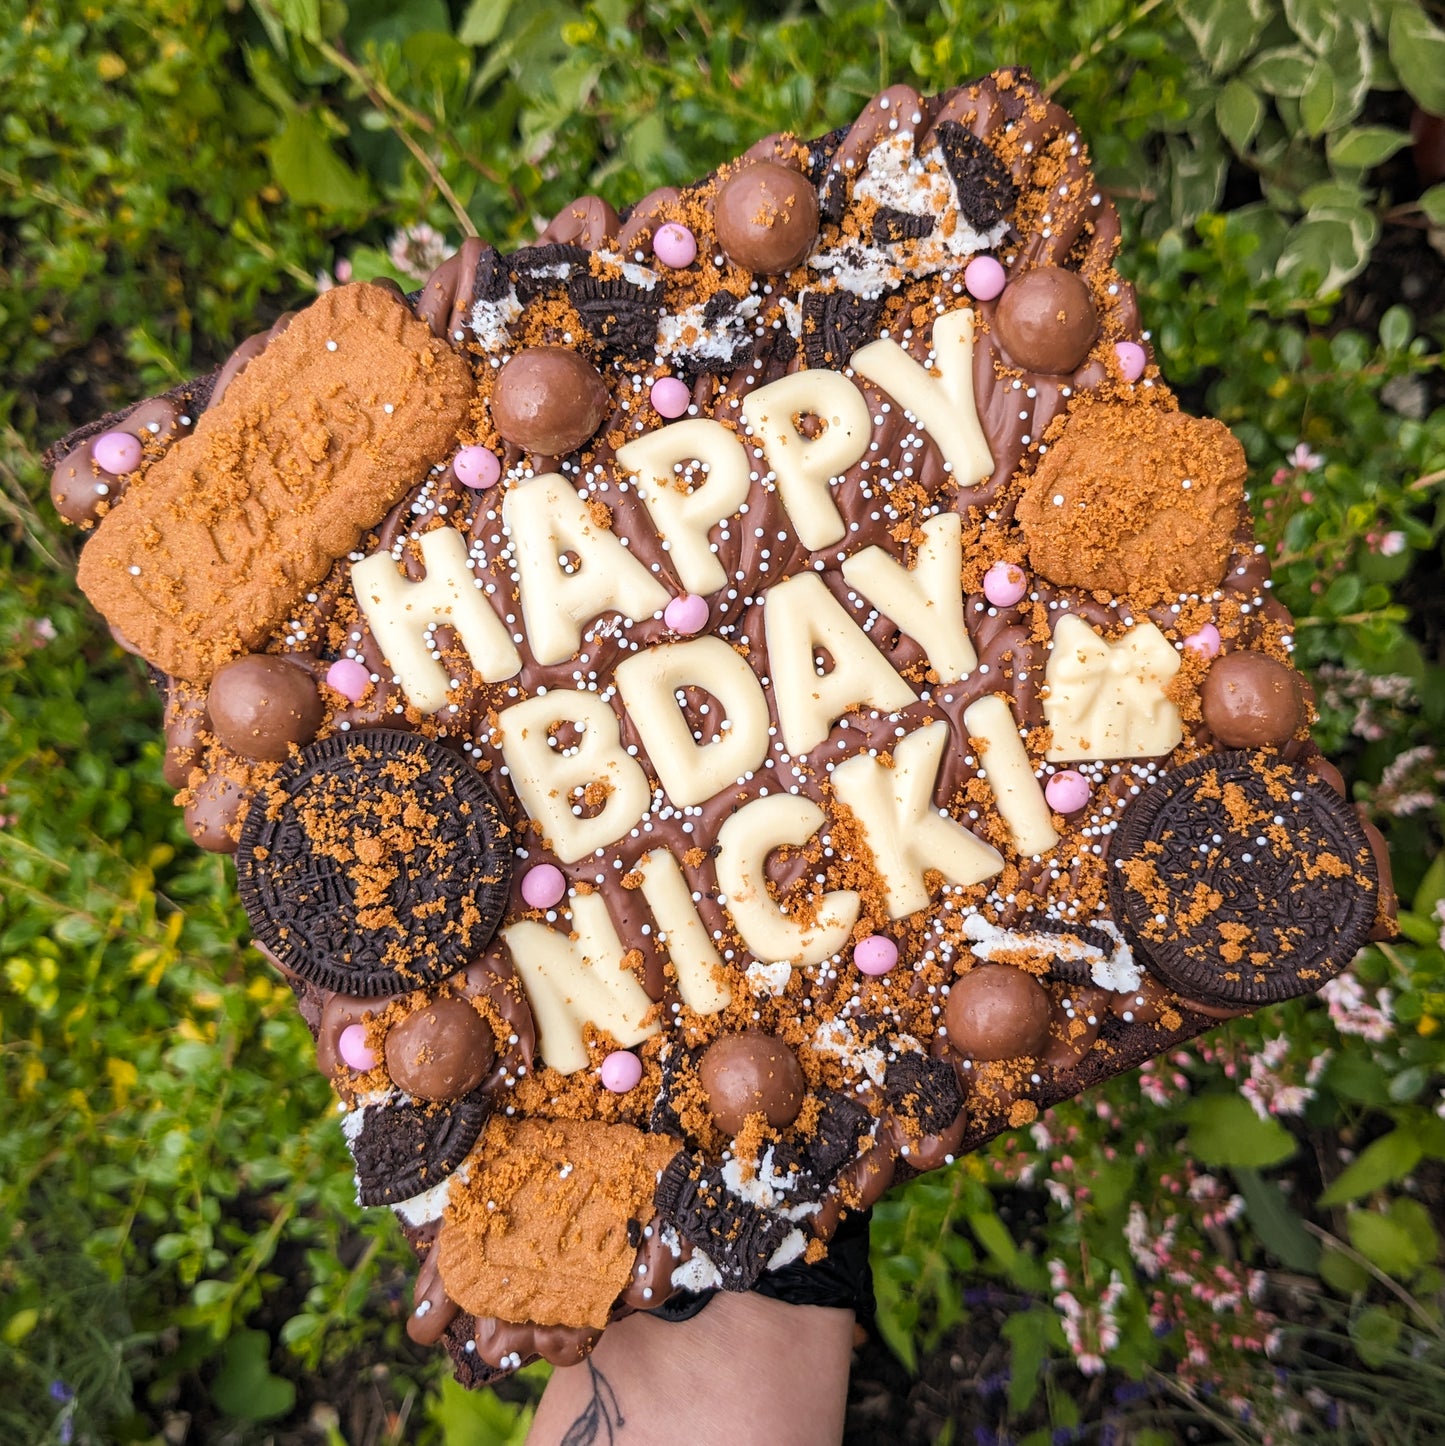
[75,283,473,683]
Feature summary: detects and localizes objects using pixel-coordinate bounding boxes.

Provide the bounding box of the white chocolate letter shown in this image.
[637,848,731,1014]
[764,572,918,754]
[715,795,859,967]
[615,637,769,807]
[1044,615,1183,761]
[504,472,670,665]
[851,307,993,485]
[841,513,977,684]
[616,419,751,595]
[962,694,1058,857]
[831,722,1003,919]
[498,690,650,862]
[740,371,871,548]
[504,892,658,1074]
[352,529,521,713]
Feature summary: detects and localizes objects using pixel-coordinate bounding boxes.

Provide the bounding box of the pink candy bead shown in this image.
[653,222,698,269]
[338,1024,377,1072]
[600,1050,644,1093]
[650,376,691,418]
[983,561,1027,608]
[1183,623,1222,659]
[1115,341,1147,382]
[93,430,143,475]
[855,934,899,976]
[325,658,371,702]
[963,255,1007,301]
[664,594,709,634]
[453,445,501,490]
[1045,770,1091,815]
[521,863,566,909]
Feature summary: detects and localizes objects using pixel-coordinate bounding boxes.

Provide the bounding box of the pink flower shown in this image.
[1288,443,1324,472]
[1377,530,1406,556]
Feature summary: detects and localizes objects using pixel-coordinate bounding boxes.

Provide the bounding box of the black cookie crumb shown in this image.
[872,207,934,244]
[933,121,1018,231]
[350,1089,491,1207]
[568,274,663,361]
[654,1152,792,1292]
[801,288,891,370]
[883,1053,963,1137]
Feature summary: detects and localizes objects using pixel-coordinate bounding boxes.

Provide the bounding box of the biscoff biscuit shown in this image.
[76,282,473,683]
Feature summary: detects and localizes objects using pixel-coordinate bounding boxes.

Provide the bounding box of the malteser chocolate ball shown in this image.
[993,266,1099,374]
[945,965,1052,1061]
[184,770,247,853]
[490,347,609,456]
[699,1032,806,1134]
[385,996,495,1103]
[713,162,820,274]
[206,654,321,762]
[1201,652,1307,748]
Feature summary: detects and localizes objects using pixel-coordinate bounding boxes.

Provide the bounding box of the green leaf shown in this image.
[211,1329,296,1422]
[1246,45,1315,97]
[270,0,322,43]
[265,110,372,212]
[1320,1245,1370,1294]
[1388,4,1445,113]
[1003,1308,1054,1415]
[1183,1095,1298,1168]
[1236,1167,1321,1271]
[428,1374,533,1446]
[1217,80,1265,152]
[1285,0,1343,52]
[1420,184,1445,226]
[1347,1209,1424,1277]
[1328,125,1411,170]
[1413,848,1445,916]
[1319,1131,1423,1205]
[1,1308,39,1346]
[1299,61,1336,137]
[459,0,516,47]
[1180,0,1272,73]
[1350,1305,1402,1366]
[1378,303,1413,352]
[1276,209,1378,294]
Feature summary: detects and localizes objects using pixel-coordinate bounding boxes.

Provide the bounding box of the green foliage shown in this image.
[2,0,1443,1440]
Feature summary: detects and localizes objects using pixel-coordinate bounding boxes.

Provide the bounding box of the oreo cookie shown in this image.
[567,275,662,361]
[872,207,934,244]
[883,1052,963,1137]
[1109,753,1378,1006]
[801,287,892,370]
[349,1088,491,1206]
[1026,916,1116,984]
[654,1152,792,1292]
[509,242,591,303]
[237,731,512,997]
[932,121,1017,231]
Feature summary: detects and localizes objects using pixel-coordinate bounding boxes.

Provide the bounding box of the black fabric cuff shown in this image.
[652,1210,874,1326]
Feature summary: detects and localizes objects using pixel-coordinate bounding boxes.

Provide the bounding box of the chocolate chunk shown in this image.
[871,207,934,244]
[441,1315,507,1390]
[801,288,891,370]
[350,1088,491,1206]
[510,243,591,303]
[1109,753,1379,1006]
[237,731,512,997]
[654,1152,791,1291]
[932,122,1017,231]
[567,274,662,361]
[883,1052,963,1137]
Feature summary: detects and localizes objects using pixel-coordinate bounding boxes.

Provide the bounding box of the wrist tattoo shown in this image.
[560,1359,625,1446]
